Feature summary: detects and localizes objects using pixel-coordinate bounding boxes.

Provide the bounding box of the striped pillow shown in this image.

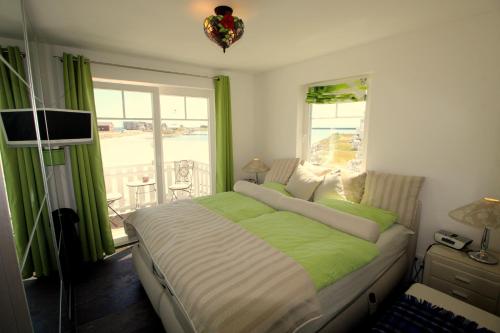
[264,158,300,184]
[361,171,424,228]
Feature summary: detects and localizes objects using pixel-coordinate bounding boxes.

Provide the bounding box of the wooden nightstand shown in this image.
[423,245,500,315]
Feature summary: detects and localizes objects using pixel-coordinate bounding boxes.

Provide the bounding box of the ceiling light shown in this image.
[203,5,244,53]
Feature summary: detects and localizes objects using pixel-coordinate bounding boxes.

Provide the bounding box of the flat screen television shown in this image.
[0,108,93,147]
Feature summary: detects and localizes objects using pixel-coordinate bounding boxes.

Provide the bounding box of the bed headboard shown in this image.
[409,200,422,234]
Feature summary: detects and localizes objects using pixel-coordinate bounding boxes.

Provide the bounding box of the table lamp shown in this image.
[242,158,269,183]
[449,197,500,264]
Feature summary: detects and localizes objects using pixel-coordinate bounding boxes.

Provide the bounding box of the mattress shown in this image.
[300,223,413,331]
[135,222,412,332]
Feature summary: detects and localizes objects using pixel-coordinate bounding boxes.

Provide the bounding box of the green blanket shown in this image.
[239,211,379,290]
[196,192,379,290]
[194,192,275,222]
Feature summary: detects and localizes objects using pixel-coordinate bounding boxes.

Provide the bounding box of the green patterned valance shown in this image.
[306,78,368,104]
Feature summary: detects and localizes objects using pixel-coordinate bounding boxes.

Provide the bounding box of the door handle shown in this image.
[451,290,469,300]
[454,275,471,284]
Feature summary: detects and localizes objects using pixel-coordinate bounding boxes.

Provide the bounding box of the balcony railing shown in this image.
[104,161,211,213]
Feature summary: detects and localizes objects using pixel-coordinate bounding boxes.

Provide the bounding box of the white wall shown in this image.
[220,70,257,180]
[255,11,500,257]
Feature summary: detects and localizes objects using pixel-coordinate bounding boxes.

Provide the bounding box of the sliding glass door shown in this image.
[93,82,214,243]
[93,83,156,244]
[160,88,212,200]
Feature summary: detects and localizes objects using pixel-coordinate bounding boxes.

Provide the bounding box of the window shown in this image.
[305,78,368,172]
[93,82,214,214]
[94,87,154,169]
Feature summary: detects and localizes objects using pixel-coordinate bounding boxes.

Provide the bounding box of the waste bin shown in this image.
[52,208,81,282]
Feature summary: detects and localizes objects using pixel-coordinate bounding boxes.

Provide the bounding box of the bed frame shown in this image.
[131,202,421,333]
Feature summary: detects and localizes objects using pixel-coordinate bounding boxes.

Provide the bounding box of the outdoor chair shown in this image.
[168,160,194,201]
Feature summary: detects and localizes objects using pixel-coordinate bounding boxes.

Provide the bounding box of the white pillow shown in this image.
[285,165,323,200]
[313,171,345,202]
[234,181,380,243]
[302,161,331,177]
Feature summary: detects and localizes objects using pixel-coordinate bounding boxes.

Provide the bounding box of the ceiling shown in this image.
[2,0,499,72]
[0,0,23,40]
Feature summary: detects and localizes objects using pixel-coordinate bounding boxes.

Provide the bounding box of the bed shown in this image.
[125,180,421,333]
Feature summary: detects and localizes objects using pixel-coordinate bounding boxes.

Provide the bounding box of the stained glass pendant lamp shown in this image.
[203,5,244,53]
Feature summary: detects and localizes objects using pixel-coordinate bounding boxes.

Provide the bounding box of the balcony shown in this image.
[104,160,211,243]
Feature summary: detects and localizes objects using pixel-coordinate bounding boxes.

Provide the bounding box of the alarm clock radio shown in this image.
[434,230,472,250]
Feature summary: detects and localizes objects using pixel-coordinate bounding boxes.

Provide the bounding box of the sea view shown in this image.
[310,128,357,144]
[99,131,210,168]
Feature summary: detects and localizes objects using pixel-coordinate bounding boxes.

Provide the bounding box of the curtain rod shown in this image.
[1,48,26,58]
[53,55,216,80]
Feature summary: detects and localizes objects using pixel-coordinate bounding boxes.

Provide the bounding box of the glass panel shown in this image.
[0,0,28,90]
[24,277,61,333]
[124,91,152,118]
[97,86,156,233]
[309,102,366,172]
[160,95,185,119]
[186,97,208,119]
[0,1,71,332]
[99,119,155,168]
[21,195,60,333]
[26,15,45,105]
[19,194,48,274]
[162,118,211,199]
[0,0,24,40]
[337,101,366,118]
[94,88,124,118]
[311,103,336,119]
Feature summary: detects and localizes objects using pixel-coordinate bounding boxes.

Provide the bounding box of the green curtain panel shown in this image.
[0,46,57,278]
[62,53,114,261]
[306,77,368,104]
[213,75,234,192]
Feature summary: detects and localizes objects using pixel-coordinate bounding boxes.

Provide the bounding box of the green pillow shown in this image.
[261,182,292,197]
[316,198,398,231]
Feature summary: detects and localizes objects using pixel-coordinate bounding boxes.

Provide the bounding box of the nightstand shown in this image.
[423,245,500,315]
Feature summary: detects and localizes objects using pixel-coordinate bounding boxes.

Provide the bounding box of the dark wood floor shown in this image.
[25,245,164,333]
[73,246,165,333]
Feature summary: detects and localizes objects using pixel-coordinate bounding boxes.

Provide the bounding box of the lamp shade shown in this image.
[203,6,244,53]
[242,158,269,173]
[449,197,500,229]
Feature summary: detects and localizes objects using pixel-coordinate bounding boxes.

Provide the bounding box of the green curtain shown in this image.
[213,75,234,192]
[62,53,114,261]
[306,77,368,104]
[0,46,57,278]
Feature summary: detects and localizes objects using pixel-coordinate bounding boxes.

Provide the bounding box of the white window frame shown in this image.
[159,86,215,199]
[93,81,215,204]
[301,76,371,172]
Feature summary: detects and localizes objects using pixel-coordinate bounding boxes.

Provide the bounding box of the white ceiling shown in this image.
[0,0,23,40]
[4,0,500,71]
